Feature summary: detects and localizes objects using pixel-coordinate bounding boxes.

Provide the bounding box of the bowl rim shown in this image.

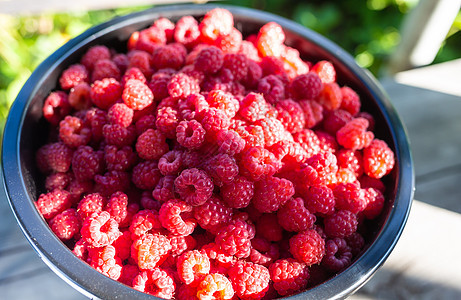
[1,3,414,299]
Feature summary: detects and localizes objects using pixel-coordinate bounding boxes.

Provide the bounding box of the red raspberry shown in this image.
[277,197,315,232]
[68,82,92,110]
[49,208,80,240]
[167,72,200,99]
[152,45,185,70]
[280,46,309,79]
[112,230,132,260]
[136,128,168,160]
[128,50,154,78]
[255,213,283,242]
[322,109,353,136]
[290,72,323,100]
[276,99,306,134]
[337,117,374,150]
[322,238,352,272]
[72,145,103,181]
[298,100,323,129]
[131,160,161,190]
[197,273,234,300]
[253,176,294,213]
[199,8,234,43]
[105,191,128,224]
[155,106,179,139]
[174,168,214,206]
[289,229,325,266]
[132,233,171,270]
[174,16,200,48]
[104,145,137,172]
[215,220,251,258]
[59,115,92,148]
[121,67,146,86]
[292,129,321,159]
[363,139,395,179]
[45,172,71,191]
[239,146,281,181]
[206,89,239,119]
[112,53,129,74]
[59,64,89,90]
[324,210,358,238]
[43,91,71,126]
[256,22,285,57]
[88,245,123,280]
[140,191,162,211]
[77,192,105,220]
[159,199,196,236]
[129,209,162,239]
[269,140,308,167]
[259,56,285,77]
[194,46,224,74]
[238,92,269,123]
[334,182,367,214]
[158,150,183,176]
[257,75,285,104]
[228,260,270,300]
[311,60,336,84]
[200,242,236,272]
[154,17,175,42]
[46,142,73,173]
[220,175,254,209]
[84,107,107,142]
[107,103,133,128]
[307,151,339,185]
[200,107,230,136]
[249,237,279,267]
[316,82,342,111]
[177,93,208,120]
[118,263,139,286]
[134,115,155,136]
[336,168,357,185]
[203,153,239,186]
[243,60,262,89]
[168,234,196,258]
[234,124,265,150]
[122,79,154,111]
[80,45,111,70]
[102,124,136,147]
[36,144,52,174]
[303,185,335,216]
[269,258,309,296]
[194,196,233,234]
[176,120,206,150]
[340,86,361,116]
[176,284,198,300]
[91,58,121,82]
[221,53,248,81]
[254,117,287,148]
[132,268,175,299]
[81,211,121,247]
[363,187,385,219]
[176,250,210,286]
[35,189,72,220]
[215,27,243,53]
[148,70,171,101]
[215,130,245,157]
[357,111,375,131]
[94,170,131,197]
[238,40,260,62]
[90,78,122,110]
[153,175,176,203]
[337,149,364,177]
[345,232,365,256]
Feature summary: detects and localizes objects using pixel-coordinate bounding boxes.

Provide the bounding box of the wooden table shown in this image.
[1,59,461,299]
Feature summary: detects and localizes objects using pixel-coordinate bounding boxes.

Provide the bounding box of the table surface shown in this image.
[1,59,461,299]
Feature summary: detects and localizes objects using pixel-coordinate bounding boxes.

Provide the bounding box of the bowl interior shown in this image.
[2,4,413,300]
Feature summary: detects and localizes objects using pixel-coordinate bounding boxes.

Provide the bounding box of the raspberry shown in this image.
[132,268,175,299]
[174,16,200,48]
[255,117,287,148]
[322,109,352,136]
[220,54,248,82]
[363,139,395,179]
[199,8,234,43]
[103,124,137,147]
[49,208,80,240]
[269,140,308,168]
[77,192,105,220]
[176,284,198,300]
[194,46,224,74]
[299,100,324,129]
[292,129,321,159]
[45,172,71,191]
[303,185,335,216]
[277,197,315,232]
[238,40,260,62]
[290,72,323,100]
[340,86,361,116]
[203,153,239,186]
[178,93,208,121]
[72,145,103,181]
[174,168,214,206]
[305,151,339,186]
[105,191,128,224]
[269,258,309,296]
[112,53,129,74]
[238,92,269,123]
[219,175,253,209]
[43,91,71,126]
[112,230,132,260]
[334,182,367,214]
[176,250,210,286]
[154,17,175,42]
[322,238,352,272]
[81,211,121,247]
[107,103,133,128]
[90,78,122,110]
[215,220,251,258]
[153,175,176,203]
[122,79,154,111]
[289,229,325,266]
[228,260,270,300]
[363,187,385,219]
[214,130,244,157]
[239,146,281,181]
[200,107,230,136]
[94,170,131,197]
[84,107,107,142]
[134,113,156,135]
[121,67,146,86]
[158,150,183,176]
[357,111,375,131]
[253,176,294,213]
[324,210,358,238]
[129,209,162,239]
[249,237,279,267]
[336,149,363,177]
[127,49,154,77]
[118,263,139,286]
[234,124,265,150]
[59,115,92,148]
[46,142,73,173]
[256,22,285,57]
[148,70,171,101]
[176,120,206,149]
[336,117,374,150]
[197,273,234,300]
[259,56,285,77]
[257,75,285,104]
[311,60,336,84]
[155,106,179,139]
[345,232,365,256]
[206,89,239,119]
[194,196,233,234]
[140,191,162,211]
[132,233,171,270]
[104,145,137,172]
[81,45,111,70]
[89,245,123,280]
[131,160,161,190]
[152,45,185,70]
[91,58,121,82]
[59,64,89,90]
[68,82,92,110]
[336,168,358,185]
[255,213,283,242]
[136,128,169,160]
[279,46,309,79]
[167,72,200,99]
[316,82,342,111]
[159,199,196,236]
[169,234,197,257]
[276,99,306,134]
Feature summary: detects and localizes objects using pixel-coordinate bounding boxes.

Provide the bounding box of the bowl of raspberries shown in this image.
[1,4,414,300]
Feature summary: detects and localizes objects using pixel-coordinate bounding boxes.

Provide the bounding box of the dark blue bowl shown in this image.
[1,4,414,299]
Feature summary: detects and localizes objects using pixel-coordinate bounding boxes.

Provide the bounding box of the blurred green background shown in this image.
[1,0,460,135]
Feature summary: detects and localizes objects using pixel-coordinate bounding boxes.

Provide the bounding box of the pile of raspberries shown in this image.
[35,8,395,300]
